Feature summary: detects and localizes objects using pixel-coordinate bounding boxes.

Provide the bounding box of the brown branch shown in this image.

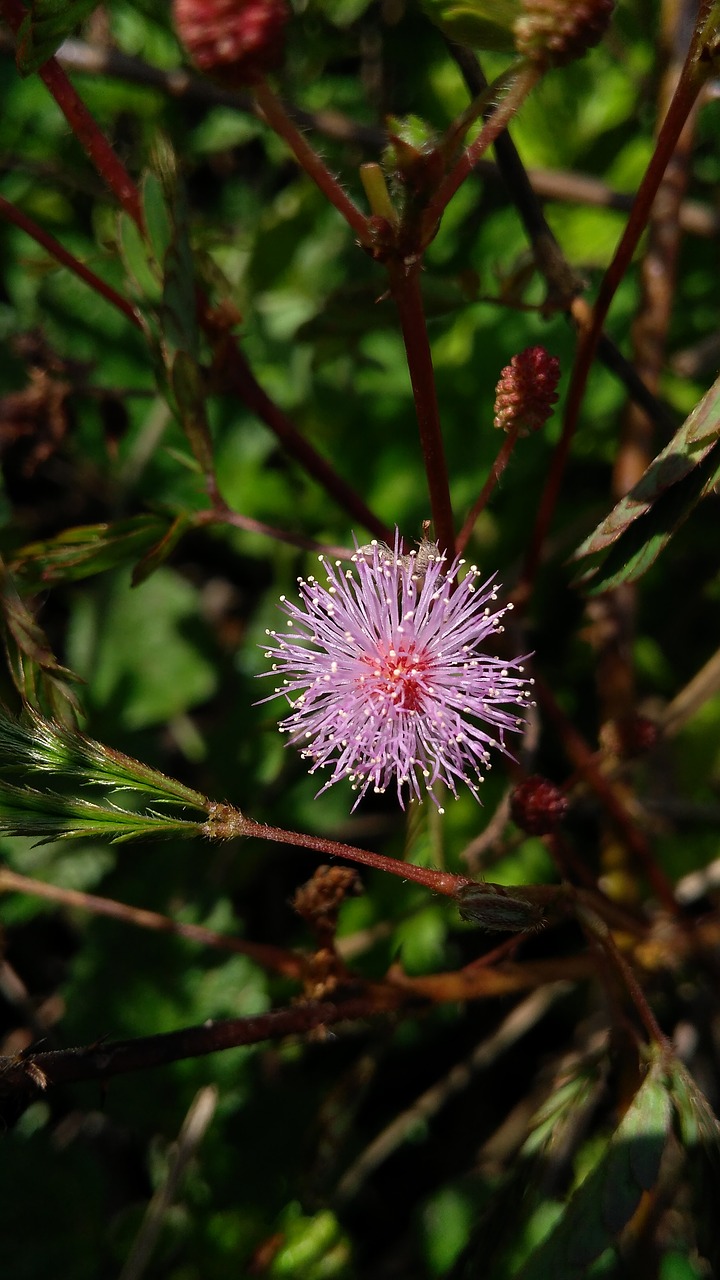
[0,996,405,1095]
[10,37,718,238]
[0,869,303,979]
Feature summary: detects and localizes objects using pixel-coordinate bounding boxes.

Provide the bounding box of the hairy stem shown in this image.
[253,79,371,242]
[204,805,472,897]
[422,62,540,243]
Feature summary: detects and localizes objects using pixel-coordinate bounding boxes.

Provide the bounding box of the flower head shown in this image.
[260,533,533,812]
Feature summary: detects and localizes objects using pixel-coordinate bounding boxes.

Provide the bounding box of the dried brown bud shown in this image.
[292,865,361,946]
[514,0,615,67]
[494,345,561,436]
[510,775,568,835]
[173,0,289,85]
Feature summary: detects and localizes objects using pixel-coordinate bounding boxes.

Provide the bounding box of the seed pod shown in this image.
[456,881,547,932]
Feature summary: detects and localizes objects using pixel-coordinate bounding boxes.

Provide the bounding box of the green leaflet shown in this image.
[15,0,97,76]
[573,370,720,593]
[514,1057,672,1280]
[10,515,174,592]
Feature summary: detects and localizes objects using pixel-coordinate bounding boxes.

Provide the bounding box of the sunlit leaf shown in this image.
[573,371,720,592]
[515,1058,672,1280]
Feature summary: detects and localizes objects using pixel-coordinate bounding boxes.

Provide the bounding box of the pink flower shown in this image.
[261,534,532,812]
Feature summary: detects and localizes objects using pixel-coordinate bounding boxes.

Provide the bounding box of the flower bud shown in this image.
[510,775,568,835]
[514,0,615,67]
[494,345,560,436]
[173,0,289,85]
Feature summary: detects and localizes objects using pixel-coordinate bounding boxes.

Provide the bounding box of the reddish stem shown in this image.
[223,348,392,543]
[0,0,143,227]
[205,806,472,898]
[253,79,371,243]
[0,194,142,329]
[387,263,455,557]
[456,422,522,556]
[422,64,540,244]
[519,19,711,597]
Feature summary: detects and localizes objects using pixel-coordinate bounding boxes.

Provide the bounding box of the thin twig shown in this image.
[0,194,142,329]
[0,0,142,226]
[0,996,405,1093]
[119,1086,218,1280]
[520,7,713,595]
[334,983,570,1203]
[221,350,393,543]
[0,869,303,979]
[423,62,541,240]
[456,422,523,556]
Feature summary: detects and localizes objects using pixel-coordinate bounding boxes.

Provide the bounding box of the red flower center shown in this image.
[364,644,430,713]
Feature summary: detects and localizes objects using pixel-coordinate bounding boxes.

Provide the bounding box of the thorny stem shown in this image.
[0,869,302,978]
[253,79,372,244]
[204,805,472,898]
[387,263,455,557]
[0,195,143,329]
[422,62,541,242]
[456,421,523,556]
[0,0,142,227]
[519,8,716,596]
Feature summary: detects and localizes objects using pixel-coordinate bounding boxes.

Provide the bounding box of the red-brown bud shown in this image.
[514,0,615,67]
[173,0,289,85]
[494,345,560,435]
[510,775,568,835]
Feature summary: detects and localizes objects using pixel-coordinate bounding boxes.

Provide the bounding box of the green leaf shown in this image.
[131,513,195,587]
[0,705,209,809]
[0,780,203,843]
[420,0,521,52]
[171,352,214,474]
[66,568,218,731]
[667,1059,720,1273]
[573,371,720,592]
[0,706,209,843]
[16,0,97,75]
[10,516,174,592]
[515,1058,672,1280]
[117,210,163,305]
